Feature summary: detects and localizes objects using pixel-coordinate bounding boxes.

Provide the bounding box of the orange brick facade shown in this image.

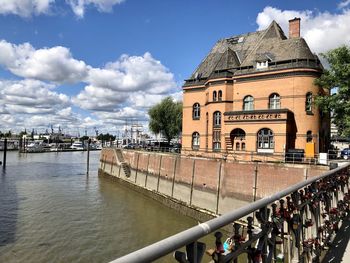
[182,20,329,158]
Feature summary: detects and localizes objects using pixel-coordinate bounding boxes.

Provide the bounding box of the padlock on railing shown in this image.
[304,219,313,228]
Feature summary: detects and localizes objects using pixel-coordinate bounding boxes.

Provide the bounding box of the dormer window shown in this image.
[256,60,268,69]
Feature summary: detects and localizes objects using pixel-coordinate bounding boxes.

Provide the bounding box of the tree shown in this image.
[315,45,350,137]
[97,133,116,142]
[148,97,182,143]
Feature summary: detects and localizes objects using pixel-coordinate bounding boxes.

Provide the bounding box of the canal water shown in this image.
[0,151,197,263]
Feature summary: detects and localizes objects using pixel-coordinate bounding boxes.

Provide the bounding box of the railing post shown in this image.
[110,156,114,175]
[171,156,177,197]
[145,153,150,187]
[86,139,90,176]
[189,159,196,206]
[135,152,140,183]
[156,155,163,192]
[3,138,7,168]
[216,160,222,214]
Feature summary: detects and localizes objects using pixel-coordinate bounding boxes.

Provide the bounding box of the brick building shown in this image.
[182,18,329,158]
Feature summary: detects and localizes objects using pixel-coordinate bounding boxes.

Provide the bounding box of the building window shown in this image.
[257,61,268,69]
[257,128,274,151]
[230,128,246,151]
[236,142,240,151]
[192,132,200,150]
[306,130,313,142]
[213,91,217,101]
[306,92,313,113]
[213,130,221,151]
[213,111,221,127]
[218,90,222,101]
[192,103,200,120]
[241,142,246,151]
[213,142,221,151]
[269,93,280,109]
[243,95,254,111]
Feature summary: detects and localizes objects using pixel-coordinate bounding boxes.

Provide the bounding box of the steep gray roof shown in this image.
[186,21,322,85]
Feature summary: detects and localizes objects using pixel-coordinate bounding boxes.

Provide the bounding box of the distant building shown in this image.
[182,18,329,158]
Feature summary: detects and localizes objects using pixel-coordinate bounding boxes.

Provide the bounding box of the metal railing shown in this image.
[110,163,350,263]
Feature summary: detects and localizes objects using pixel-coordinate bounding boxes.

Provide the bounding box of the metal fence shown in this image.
[119,145,346,166]
[110,162,350,263]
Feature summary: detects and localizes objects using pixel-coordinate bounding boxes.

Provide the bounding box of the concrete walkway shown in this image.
[322,218,350,263]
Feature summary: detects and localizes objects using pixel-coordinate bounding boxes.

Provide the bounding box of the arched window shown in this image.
[230,128,246,151]
[192,132,200,150]
[192,103,200,120]
[236,142,240,151]
[243,95,254,111]
[269,93,280,109]
[306,130,313,142]
[230,128,246,140]
[306,92,313,112]
[218,90,222,101]
[213,91,217,102]
[257,128,274,150]
[213,111,221,127]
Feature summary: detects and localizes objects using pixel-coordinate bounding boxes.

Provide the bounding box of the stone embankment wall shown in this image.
[99,148,328,215]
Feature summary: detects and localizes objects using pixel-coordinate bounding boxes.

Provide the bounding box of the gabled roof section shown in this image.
[213,47,240,72]
[263,20,287,40]
[185,20,322,87]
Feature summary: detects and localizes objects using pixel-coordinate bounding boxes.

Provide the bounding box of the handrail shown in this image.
[110,162,350,263]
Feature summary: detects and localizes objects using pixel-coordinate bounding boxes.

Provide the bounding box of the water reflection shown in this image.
[0,168,18,246]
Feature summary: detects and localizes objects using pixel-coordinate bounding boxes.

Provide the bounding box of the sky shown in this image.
[0,0,349,136]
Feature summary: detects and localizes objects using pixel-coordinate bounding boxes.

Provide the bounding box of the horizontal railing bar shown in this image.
[110,163,349,263]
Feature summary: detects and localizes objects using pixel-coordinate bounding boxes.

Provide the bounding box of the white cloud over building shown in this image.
[256,6,350,55]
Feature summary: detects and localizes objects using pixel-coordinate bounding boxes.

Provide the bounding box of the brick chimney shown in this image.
[289,17,301,38]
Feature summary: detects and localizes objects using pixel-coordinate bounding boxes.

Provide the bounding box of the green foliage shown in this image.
[3,130,12,138]
[80,135,90,142]
[97,133,116,142]
[315,45,350,137]
[148,97,182,142]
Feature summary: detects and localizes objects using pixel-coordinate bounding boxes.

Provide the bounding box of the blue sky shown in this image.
[0,0,349,136]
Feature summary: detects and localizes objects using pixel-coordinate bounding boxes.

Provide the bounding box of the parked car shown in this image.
[340,148,350,160]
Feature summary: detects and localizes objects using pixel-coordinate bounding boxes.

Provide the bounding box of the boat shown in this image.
[70,141,85,150]
[26,141,44,153]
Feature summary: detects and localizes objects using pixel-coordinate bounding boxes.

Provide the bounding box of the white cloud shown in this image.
[0,0,53,17]
[0,79,70,114]
[0,0,124,18]
[338,0,350,9]
[0,40,88,83]
[129,92,164,108]
[256,6,350,54]
[73,52,177,111]
[0,79,77,132]
[88,53,175,93]
[0,39,178,132]
[72,85,129,111]
[66,0,124,18]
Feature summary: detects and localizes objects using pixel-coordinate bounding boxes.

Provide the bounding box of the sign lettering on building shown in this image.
[226,113,285,122]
